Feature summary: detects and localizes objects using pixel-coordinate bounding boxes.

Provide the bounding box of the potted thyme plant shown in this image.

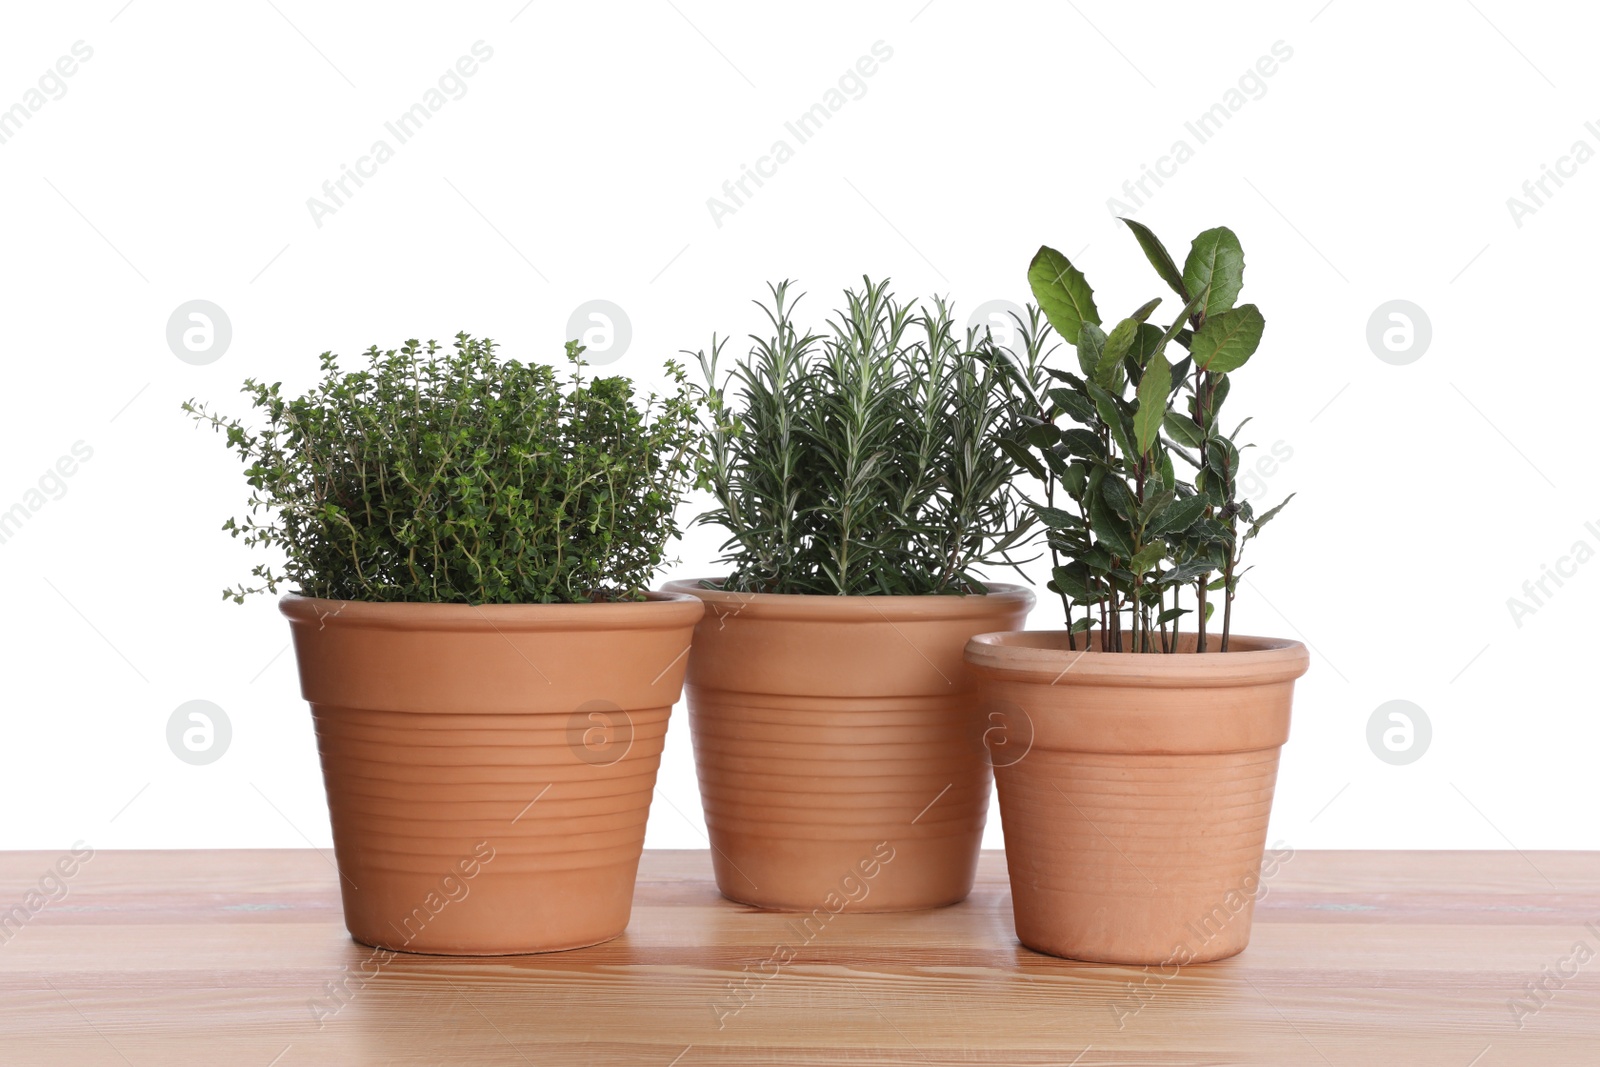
[963,223,1309,963]
[662,279,1035,912]
[183,334,702,955]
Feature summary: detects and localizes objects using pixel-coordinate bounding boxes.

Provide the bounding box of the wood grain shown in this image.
[1,849,1597,1065]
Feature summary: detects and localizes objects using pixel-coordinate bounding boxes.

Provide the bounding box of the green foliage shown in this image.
[183,333,700,605]
[691,279,1034,596]
[1027,247,1099,345]
[998,221,1292,652]
[1182,227,1245,319]
[1192,304,1265,373]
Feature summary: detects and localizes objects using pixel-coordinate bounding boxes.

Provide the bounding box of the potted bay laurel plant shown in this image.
[183,334,703,954]
[662,279,1035,912]
[963,222,1309,964]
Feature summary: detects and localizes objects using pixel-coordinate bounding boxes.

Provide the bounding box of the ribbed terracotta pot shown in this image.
[280,592,701,955]
[964,631,1308,964]
[660,579,1034,912]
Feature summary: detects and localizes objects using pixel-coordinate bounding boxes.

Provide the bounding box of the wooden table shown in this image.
[1,850,1596,1065]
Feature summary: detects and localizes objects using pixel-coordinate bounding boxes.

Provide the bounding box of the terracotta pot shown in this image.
[963,631,1309,964]
[660,579,1034,912]
[280,592,701,955]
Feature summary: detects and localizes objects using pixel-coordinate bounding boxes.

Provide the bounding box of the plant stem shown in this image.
[1221,553,1235,652]
[1194,365,1213,653]
[1045,463,1075,650]
[1160,585,1171,653]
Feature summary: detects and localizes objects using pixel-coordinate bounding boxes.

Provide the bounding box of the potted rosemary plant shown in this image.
[184,334,702,954]
[964,223,1309,963]
[663,279,1035,912]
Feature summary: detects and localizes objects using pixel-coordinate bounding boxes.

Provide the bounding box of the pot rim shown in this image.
[659,578,1035,622]
[279,590,704,634]
[964,629,1309,689]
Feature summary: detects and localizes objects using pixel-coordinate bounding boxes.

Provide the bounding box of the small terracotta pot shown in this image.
[660,579,1034,912]
[280,592,701,955]
[964,631,1308,964]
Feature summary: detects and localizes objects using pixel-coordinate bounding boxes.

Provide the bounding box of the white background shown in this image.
[1,0,1592,855]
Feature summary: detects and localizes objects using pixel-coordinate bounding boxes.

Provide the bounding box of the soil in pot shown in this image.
[281,591,702,955]
[964,630,1309,965]
[661,579,1034,913]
